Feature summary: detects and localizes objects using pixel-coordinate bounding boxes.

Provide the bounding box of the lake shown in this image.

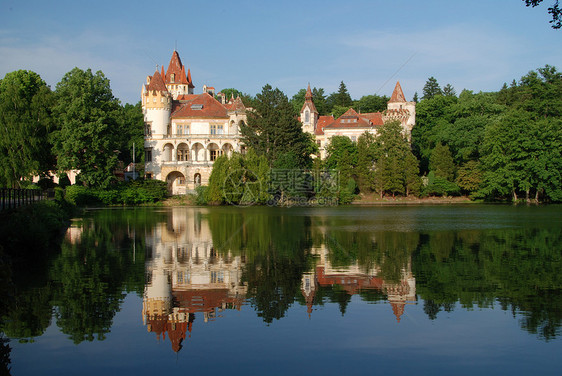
[2,205,562,375]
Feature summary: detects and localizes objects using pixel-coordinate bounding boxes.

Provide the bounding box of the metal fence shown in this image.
[0,188,47,210]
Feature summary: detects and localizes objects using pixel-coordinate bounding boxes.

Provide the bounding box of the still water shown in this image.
[3,205,562,375]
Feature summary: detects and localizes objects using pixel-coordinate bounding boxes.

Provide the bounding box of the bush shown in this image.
[64,179,168,207]
[423,173,461,197]
[195,185,208,205]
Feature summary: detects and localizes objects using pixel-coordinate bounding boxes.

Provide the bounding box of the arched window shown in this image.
[304,110,310,123]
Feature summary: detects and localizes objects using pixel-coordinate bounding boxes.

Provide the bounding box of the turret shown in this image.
[300,84,318,134]
[142,69,172,137]
[385,81,416,138]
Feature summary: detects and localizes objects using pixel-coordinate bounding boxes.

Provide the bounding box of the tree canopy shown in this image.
[241,84,315,169]
[0,70,55,187]
[51,68,121,188]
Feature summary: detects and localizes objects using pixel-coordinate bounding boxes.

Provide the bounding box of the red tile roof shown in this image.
[224,96,246,112]
[165,51,194,88]
[315,115,334,135]
[171,93,228,118]
[146,70,168,92]
[360,112,384,126]
[388,81,406,103]
[323,108,374,129]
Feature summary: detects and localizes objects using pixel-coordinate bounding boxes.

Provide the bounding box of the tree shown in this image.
[290,88,307,115]
[353,94,389,113]
[241,84,315,169]
[374,121,420,197]
[443,83,456,97]
[116,102,144,166]
[51,68,123,188]
[524,0,562,28]
[355,132,378,192]
[327,81,353,112]
[0,70,55,187]
[413,92,419,103]
[429,143,456,181]
[312,87,329,115]
[422,76,442,100]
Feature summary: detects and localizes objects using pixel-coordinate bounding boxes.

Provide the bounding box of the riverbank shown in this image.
[161,193,475,207]
[352,194,474,205]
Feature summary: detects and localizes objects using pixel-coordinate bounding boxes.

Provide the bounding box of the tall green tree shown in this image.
[0,70,55,187]
[374,121,420,197]
[355,132,378,192]
[429,143,456,181]
[117,102,144,166]
[422,76,442,100]
[51,68,121,188]
[443,83,456,97]
[241,84,314,169]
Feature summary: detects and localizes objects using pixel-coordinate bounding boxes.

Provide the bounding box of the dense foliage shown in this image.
[412,65,562,202]
[0,70,55,187]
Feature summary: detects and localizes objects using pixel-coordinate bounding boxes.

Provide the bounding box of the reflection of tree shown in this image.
[207,208,313,323]
[414,227,562,340]
[49,209,154,344]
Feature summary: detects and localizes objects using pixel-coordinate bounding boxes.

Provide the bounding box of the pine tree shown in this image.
[422,77,442,100]
[242,84,314,169]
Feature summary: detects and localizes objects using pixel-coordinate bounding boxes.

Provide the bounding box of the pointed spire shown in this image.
[389,81,406,103]
[301,83,318,114]
[180,65,189,84]
[187,68,194,88]
[305,83,313,100]
[161,66,166,82]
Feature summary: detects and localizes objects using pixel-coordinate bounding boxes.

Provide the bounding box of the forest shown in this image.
[207,65,562,204]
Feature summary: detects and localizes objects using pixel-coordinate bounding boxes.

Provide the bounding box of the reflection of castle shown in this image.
[142,208,247,353]
[302,244,416,322]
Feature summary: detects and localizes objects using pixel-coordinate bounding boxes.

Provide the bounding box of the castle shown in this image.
[143,51,415,193]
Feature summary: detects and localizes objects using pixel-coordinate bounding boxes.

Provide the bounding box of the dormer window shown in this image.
[170,73,175,83]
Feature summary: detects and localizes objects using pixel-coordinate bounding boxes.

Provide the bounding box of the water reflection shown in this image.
[142,209,247,352]
[1,205,561,364]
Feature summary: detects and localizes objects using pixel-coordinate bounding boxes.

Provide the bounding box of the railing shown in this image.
[0,188,47,210]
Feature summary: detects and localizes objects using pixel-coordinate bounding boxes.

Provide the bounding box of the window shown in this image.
[305,110,310,123]
[217,124,223,135]
[178,176,185,185]
[176,124,183,135]
[145,148,152,162]
[210,124,217,135]
[210,149,218,161]
[144,123,152,136]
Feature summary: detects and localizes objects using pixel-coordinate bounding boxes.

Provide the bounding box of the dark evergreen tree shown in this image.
[443,83,457,97]
[422,76,442,100]
[241,84,315,169]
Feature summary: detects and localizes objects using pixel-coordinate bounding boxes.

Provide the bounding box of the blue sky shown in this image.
[1,0,560,104]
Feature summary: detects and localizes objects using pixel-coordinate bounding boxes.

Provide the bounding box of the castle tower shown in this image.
[385,81,416,137]
[142,69,173,137]
[300,84,319,135]
[164,50,194,98]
